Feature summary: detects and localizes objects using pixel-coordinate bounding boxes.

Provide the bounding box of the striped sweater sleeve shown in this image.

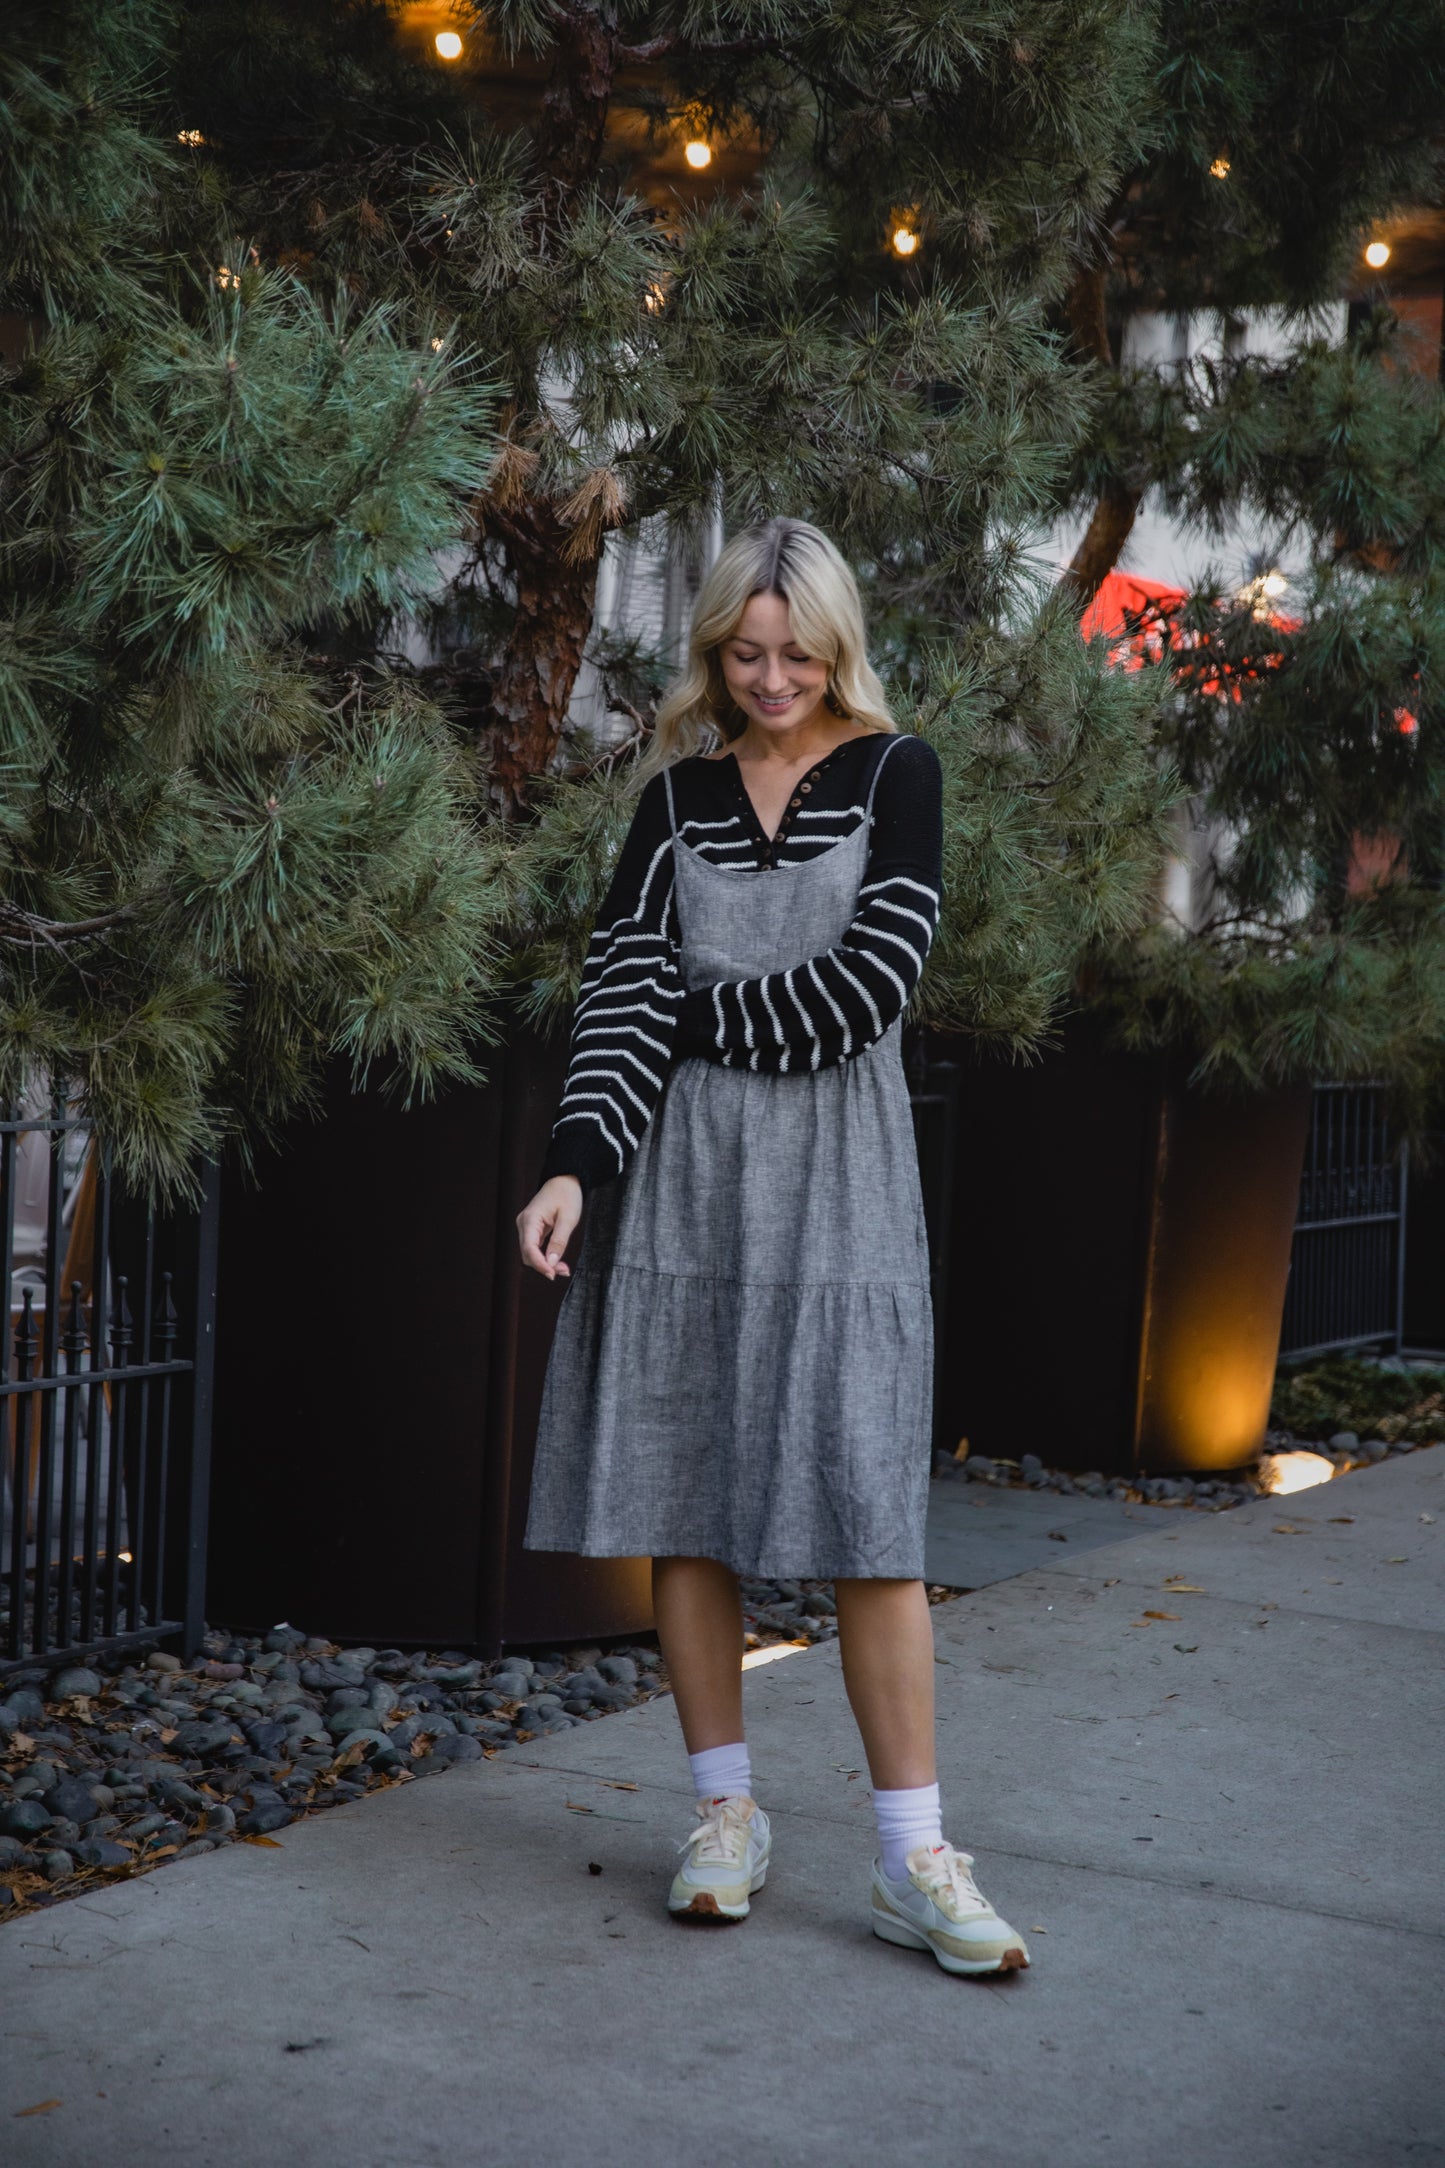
[539,774,682,1193]
[675,736,943,1073]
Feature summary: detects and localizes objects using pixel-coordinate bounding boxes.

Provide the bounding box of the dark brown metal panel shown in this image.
[488,1023,653,1651]
[1136,1080,1311,1471]
[208,1061,507,1646]
[1403,1132,1445,1350]
[931,1021,1165,1472]
[209,1030,652,1655]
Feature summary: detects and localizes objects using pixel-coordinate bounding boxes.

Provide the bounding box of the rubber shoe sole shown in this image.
[668,1843,770,1923]
[872,1900,1029,1975]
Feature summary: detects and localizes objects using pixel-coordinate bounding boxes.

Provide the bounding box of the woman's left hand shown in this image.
[516,1175,583,1279]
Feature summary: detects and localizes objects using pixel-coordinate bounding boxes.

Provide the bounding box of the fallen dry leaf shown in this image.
[565,1802,595,1815]
[1163,1583,1206,1593]
[10,1732,34,1754]
[600,1781,639,1792]
[1272,1524,1301,1535]
[159,1727,178,1744]
[1102,1578,1121,1588]
[239,1834,283,1848]
[1142,1610,1182,1620]
[1174,1643,1199,1653]
[1328,1516,1355,1524]
[1420,1513,1436,1525]
[1386,1556,1409,1564]
[13,2100,62,2118]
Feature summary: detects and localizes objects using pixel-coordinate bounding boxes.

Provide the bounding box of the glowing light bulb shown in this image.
[891,225,920,257]
[177,128,205,147]
[1364,240,1391,269]
[684,139,712,170]
[435,29,463,60]
[1209,155,1230,179]
[1260,570,1289,598]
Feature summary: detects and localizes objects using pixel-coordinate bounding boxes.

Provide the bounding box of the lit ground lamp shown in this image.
[1258,1450,1335,1495]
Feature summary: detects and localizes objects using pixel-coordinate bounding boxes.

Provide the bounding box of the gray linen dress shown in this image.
[524,735,933,1579]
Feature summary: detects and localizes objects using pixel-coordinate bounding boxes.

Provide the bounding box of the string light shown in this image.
[1364,240,1391,269]
[177,128,205,147]
[684,139,712,169]
[891,223,920,257]
[1209,155,1230,179]
[435,29,463,60]
[215,264,238,289]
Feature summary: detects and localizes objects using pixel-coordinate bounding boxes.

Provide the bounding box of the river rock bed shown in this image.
[0,1577,863,1916]
[933,1426,1435,1504]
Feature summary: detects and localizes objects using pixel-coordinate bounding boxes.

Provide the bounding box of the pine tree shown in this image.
[1047,3,1445,1113]
[1,1,506,1193]
[22,2,1313,1193]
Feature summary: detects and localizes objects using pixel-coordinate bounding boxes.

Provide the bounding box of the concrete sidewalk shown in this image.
[3,1453,1441,2168]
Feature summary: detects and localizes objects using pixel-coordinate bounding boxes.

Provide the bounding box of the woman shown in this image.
[515,516,1029,1978]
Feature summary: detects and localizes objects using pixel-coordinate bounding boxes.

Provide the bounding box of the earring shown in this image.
[824,687,843,715]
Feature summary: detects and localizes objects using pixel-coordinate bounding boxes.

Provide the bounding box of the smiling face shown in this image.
[718,590,832,739]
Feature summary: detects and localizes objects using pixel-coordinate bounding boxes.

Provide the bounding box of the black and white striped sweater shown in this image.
[539,731,943,1193]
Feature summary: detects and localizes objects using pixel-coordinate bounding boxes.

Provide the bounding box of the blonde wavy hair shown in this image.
[634,517,894,785]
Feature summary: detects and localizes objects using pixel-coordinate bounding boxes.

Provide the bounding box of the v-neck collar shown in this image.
[719,735,867,852]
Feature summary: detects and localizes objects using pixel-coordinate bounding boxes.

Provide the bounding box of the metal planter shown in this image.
[930,1021,1310,1476]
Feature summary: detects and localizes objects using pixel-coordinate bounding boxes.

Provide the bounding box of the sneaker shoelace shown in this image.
[912,1843,990,1919]
[681,1794,754,1867]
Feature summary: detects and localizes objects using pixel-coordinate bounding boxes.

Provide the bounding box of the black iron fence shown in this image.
[1278,1082,1406,1359]
[1,1093,219,1674]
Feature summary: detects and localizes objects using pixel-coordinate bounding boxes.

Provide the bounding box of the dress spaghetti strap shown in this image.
[865,733,905,821]
[662,763,679,840]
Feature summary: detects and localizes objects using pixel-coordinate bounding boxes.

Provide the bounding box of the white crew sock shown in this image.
[688,1741,753,1804]
[873,1781,944,1882]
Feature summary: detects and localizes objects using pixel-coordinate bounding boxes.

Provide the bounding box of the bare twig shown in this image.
[0,902,136,947]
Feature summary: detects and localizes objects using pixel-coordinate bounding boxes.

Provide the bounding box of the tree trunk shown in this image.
[1058,261,1143,612]
[484,500,603,814]
[1061,483,1145,612]
[533,7,621,211]
[477,9,621,810]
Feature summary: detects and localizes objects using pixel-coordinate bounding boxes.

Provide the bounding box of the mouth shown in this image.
[752,692,797,713]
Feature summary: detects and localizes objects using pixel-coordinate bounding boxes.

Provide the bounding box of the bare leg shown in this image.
[652,1555,745,1754]
[833,1577,937,1790]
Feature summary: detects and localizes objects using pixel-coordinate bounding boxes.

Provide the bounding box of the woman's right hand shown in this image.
[516,1175,583,1279]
